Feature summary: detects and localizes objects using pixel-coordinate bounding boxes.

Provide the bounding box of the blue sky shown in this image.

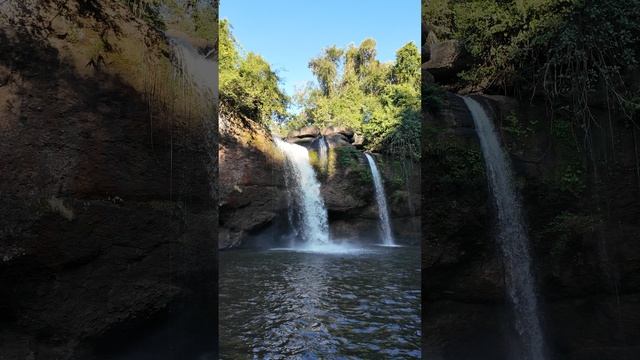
[220,0,421,100]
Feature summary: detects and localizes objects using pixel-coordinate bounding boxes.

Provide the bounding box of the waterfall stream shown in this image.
[365,153,396,246]
[462,96,546,360]
[318,136,329,170]
[275,138,330,247]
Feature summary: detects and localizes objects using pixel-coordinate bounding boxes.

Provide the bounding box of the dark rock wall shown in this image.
[0,2,217,359]
[422,88,640,359]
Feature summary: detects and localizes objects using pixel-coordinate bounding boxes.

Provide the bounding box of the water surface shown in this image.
[219,245,421,359]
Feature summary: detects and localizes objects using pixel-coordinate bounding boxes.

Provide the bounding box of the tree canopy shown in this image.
[290,39,421,159]
[424,0,640,124]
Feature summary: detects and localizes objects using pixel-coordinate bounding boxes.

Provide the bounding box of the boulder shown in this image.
[325,133,352,148]
[287,125,320,139]
[322,126,354,139]
[422,64,435,84]
[299,125,320,137]
[424,39,468,83]
[287,129,301,138]
[287,136,315,147]
[352,133,365,148]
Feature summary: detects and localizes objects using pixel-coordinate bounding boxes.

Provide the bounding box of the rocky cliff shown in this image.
[0,2,217,358]
[218,107,288,249]
[218,120,420,249]
[423,61,640,359]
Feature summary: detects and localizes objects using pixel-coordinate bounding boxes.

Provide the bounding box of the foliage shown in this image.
[423,0,456,39]
[123,0,165,28]
[333,147,371,183]
[426,0,640,127]
[219,19,289,125]
[423,81,446,113]
[152,0,218,42]
[558,163,586,196]
[424,133,485,187]
[503,111,536,139]
[293,39,421,159]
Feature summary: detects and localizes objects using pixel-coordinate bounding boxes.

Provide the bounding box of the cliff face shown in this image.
[422,87,640,359]
[0,2,217,358]
[218,109,288,249]
[217,120,421,249]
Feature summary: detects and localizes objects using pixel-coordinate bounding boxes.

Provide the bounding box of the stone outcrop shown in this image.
[218,109,288,249]
[424,40,468,84]
[288,125,358,148]
[0,2,217,358]
[321,126,354,138]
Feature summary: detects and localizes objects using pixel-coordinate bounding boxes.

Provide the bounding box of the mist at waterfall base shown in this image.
[219,139,420,357]
[273,138,398,252]
[462,96,546,360]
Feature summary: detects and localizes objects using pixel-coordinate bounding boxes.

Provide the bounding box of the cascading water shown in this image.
[318,136,329,170]
[275,138,329,247]
[461,96,546,360]
[364,153,395,246]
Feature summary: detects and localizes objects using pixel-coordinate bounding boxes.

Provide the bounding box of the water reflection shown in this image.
[219,246,421,359]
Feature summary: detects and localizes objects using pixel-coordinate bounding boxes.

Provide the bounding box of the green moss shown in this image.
[423,82,446,113]
[335,146,360,167]
[543,212,603,256]
[503,111,536,139]
[308,150,320,171]
[332,147,372,185]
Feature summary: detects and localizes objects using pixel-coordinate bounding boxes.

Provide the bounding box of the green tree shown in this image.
[391,42,420,87]
[294,38,421,159]
[219,19,289,124]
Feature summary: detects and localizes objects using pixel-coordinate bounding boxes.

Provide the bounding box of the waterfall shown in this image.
[364,153,395,246]
[318,136,329,170]
[275,138,329,247]
[461,96,546,360]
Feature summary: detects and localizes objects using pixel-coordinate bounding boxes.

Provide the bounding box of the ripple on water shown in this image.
[219,245,421,358]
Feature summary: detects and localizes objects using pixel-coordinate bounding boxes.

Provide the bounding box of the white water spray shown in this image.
[461,96,546,360]
[365,153,395,246]
[275,138,329,247]
[318,136,329,170]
